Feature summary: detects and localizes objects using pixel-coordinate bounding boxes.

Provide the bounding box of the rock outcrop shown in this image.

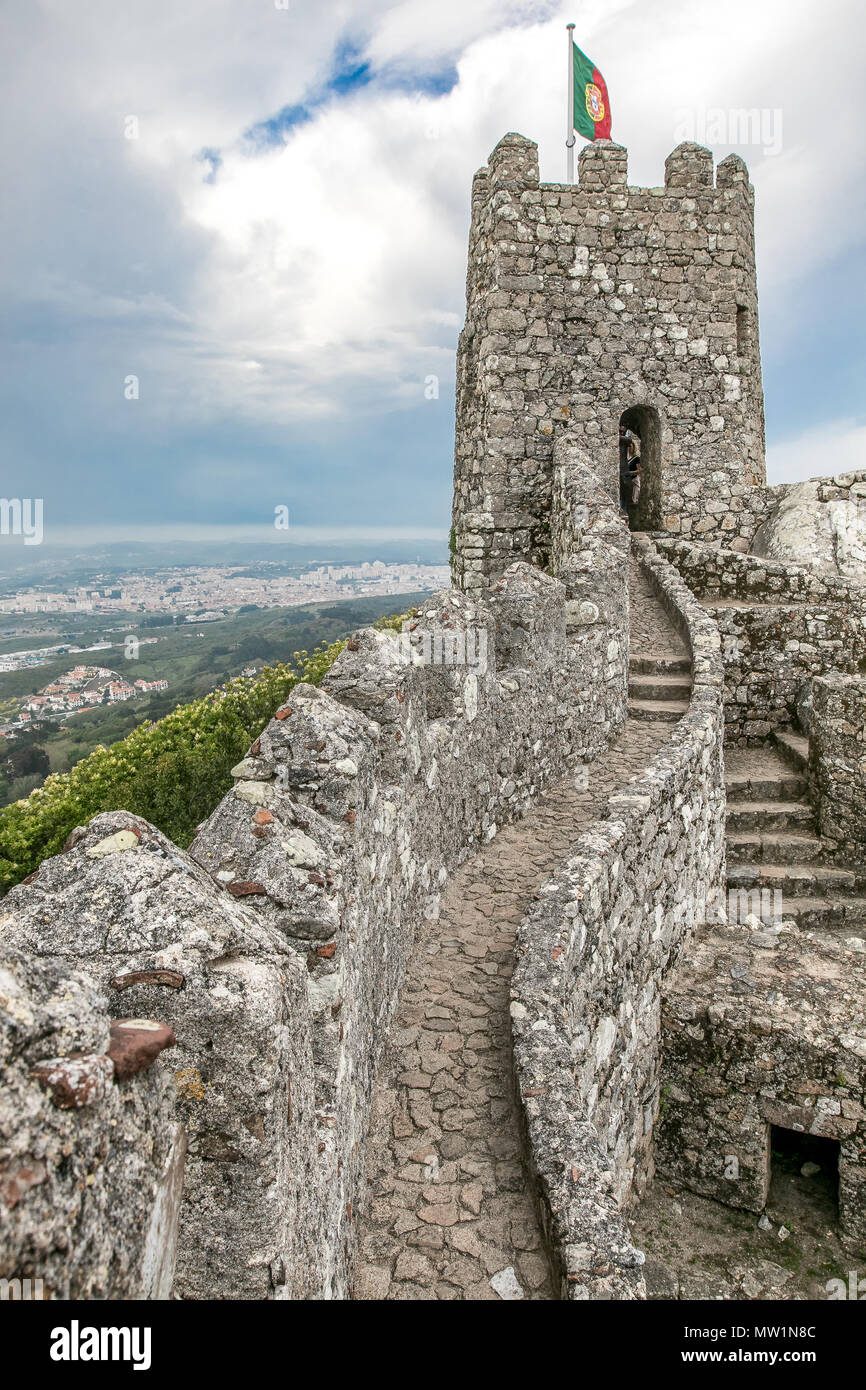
[751,475,866,579]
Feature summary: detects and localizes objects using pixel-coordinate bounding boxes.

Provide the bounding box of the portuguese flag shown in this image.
[572,41,612,141]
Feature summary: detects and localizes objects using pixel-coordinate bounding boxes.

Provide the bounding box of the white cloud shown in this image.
[1,0,863,524]
[767,419,866,487]
[366,0,559,67]
[152,0,866,423]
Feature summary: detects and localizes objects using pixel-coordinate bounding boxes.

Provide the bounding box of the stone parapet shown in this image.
[511,538,725,1298]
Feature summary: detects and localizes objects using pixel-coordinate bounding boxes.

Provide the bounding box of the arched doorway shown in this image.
[619,405,662,532]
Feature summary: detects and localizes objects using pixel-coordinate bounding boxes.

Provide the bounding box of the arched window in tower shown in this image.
[618,405,662,532]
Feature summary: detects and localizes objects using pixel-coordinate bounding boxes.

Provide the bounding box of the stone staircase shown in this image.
[628,656,691,723]
[724,733,866,936]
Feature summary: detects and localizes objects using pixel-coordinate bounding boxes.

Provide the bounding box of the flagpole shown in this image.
[566,22,576,183]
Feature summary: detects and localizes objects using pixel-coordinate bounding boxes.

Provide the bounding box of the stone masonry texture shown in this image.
[0,942,183,1300]
[1,811,320,1301]
[656,923,866,1248]
[810,674,866,859]
[451,133,767,591]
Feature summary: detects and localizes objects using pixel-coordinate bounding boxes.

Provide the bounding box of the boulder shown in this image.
[751,480,866,579]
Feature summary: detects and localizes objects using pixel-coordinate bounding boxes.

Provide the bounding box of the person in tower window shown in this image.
[619,425,642,515]
[630,454,642,508]
[619,450,633,515]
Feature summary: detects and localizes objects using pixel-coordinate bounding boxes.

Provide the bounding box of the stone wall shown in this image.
[810,674,866,861]
[189,558,629,1297]
[0,941,184,1299]
[655,537,866,744]
[510,539,726,1299]
[0,812,320,1301]
[656,924,866,1247]
[805,471,866,507]
[451,132,766,591]
[654,535,865,607]
[549,437,631,638]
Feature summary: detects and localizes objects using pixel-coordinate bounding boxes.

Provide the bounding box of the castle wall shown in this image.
[655,537,866,744]
[452,133,766,591]
[657,925,866,1248]
[810,674,866,861]
[190,535,629,1297]
[510,538,726,1298]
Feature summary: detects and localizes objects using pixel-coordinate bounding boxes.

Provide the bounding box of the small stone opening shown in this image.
[619,405,662,532]
[769,1126,840,1225]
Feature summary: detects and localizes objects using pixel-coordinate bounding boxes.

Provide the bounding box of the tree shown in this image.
[3,744,50,783]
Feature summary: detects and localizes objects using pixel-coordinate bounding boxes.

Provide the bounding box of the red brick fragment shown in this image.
[107,1019,176,1080]
[110,969,184,992]
[31,1054,114,1109]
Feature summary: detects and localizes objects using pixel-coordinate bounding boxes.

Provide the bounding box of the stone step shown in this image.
[628,674,692,701]
[780,897,866,933]
[627,698,689,723]
[725,799,816,834]
[726,832,824,865]
[727,862,862,899]
[772,728,809,774]
[724,772,808,802]
[629,656,691,676]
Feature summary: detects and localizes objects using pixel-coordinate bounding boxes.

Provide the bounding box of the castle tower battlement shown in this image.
[452,132,766,590]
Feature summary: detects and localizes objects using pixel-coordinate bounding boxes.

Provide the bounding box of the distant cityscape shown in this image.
[0,560,450,617]
[4,663,170,735]
[0,559,449,742]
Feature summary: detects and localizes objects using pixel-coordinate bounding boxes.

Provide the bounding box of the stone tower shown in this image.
[451,133,766,590]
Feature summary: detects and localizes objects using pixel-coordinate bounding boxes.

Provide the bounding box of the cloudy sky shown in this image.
[1,0,863,548]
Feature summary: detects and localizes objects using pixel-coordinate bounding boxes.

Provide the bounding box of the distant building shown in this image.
[107,682,136,702]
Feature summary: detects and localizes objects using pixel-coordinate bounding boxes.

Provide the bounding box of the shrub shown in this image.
[0,638,349,895]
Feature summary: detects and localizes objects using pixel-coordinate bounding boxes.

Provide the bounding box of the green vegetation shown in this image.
[0,603,418,895]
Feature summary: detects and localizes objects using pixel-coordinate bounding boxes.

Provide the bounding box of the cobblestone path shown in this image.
[353,560,688,1300]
